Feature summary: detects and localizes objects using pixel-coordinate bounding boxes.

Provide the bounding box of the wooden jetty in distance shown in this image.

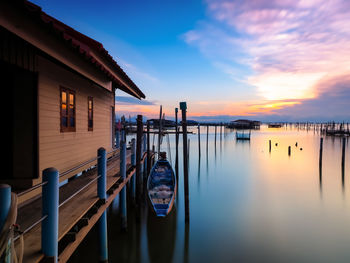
[268,123,283,128]
[322,122,350,137]
[227,119,260,130]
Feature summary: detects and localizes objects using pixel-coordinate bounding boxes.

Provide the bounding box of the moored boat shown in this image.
[236,131,251,140]
[147,153,176,217]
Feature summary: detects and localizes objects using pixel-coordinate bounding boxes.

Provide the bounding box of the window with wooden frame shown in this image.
[60,87,76,132]
[88,96,93,131]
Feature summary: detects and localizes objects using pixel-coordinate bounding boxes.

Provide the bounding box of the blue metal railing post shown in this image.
[121,129,126,142]
[0,184,11,231]
[97,148,108,262]
[115,130,120,149]
[42,168,59,262]
[0,184,12,262]
[97,148,107,200]
[120,140,127,231]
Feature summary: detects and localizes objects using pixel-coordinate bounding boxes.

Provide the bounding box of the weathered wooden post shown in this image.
[319,138,323,170]
[206,125,209,152]
[214,125,217,146]
[188,138,191,170]
[147,120,151,175]
[175,108,179,179]
[142,130,146,155]
[180,102,190,224]
[136,115,143,215]
[198,123,201,158]
[220,123,222,141]
[131,138,136,166]
[42,167,59,262]
[141,130,146,180]
[269,140,271,153]
[341,137,346,172]
[120,140,127,231]
[130,138,136,204]
[157,106,163,158]
[97,148,108,262]
[288,146,291,156]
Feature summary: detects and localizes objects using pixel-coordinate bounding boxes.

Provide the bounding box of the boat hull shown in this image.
[147,159,177,217]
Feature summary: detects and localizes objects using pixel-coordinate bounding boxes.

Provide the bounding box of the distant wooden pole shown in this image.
[220,123,222,141]
[180,102,189,224]
[269,140,271,153]
[214,125,217,146]
[288,146,291,156]
[319,138,323,170]
[341,137,346,172]
[206,125,209,152]
[175,108,179,180]
[198,124,201,158]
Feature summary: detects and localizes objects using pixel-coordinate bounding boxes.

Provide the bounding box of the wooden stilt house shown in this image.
[0,1,145,195]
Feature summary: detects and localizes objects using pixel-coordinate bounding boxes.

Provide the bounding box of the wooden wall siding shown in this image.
[37,56,114,183]
[0,26,36,72]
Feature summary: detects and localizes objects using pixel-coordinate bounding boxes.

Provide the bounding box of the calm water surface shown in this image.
[70,125,350,263]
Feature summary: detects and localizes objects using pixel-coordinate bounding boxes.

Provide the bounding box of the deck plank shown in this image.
[14,150,134,263]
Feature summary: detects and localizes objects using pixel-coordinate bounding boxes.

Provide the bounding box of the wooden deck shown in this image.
[14,149,145,263]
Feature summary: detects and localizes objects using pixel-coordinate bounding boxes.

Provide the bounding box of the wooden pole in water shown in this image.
[288,146,291,156]
[319,137,323,170]
[220,123,222,141]
[342,137,346,172]
[198,123,201,157]
[147,121,151,175]
[130,138,136,205]
[206,125,209,152]
[175,108,179,180]
[120,140,127,232]
[158,106,162,158]
[214,125,217,146]
[188,138,190,169]
[136,115,143,213]
[180,102,190,224]
[269,140,271,153]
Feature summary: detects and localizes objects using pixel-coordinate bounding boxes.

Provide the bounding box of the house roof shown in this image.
[22,1,145,99]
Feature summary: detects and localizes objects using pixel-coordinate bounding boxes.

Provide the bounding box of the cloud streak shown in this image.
[184,0,350,119]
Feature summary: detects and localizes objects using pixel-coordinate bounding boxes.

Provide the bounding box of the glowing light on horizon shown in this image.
[248,72,323,100]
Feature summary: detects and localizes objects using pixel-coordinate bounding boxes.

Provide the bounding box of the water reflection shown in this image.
[319,162,323,199]
[69,125,350,263]
[147,208,177,263]
[197,157,201,190]
[184,223,189,263]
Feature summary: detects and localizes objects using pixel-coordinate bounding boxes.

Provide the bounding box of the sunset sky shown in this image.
[33,0,350,122]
